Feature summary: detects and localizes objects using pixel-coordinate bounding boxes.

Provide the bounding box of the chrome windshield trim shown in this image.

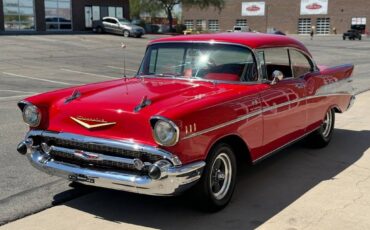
[26,130,182,166]
[138,41,262,85]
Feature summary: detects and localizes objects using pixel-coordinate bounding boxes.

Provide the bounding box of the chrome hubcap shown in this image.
[322,110,333,138]
[210,153,232,200]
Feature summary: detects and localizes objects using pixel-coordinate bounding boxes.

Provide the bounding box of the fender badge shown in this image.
[70,116,116,129]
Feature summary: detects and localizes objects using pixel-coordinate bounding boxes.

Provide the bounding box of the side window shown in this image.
[104,19,116,24]
[263,48,292,80]
[289,50,313,78]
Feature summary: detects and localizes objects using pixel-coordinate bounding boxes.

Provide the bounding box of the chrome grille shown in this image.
[42,136,162,162]
[50,149,137,171]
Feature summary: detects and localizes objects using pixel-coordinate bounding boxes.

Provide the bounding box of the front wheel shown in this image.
[123,30,130,37]
[305,108,335,148]
[190,143,237,212]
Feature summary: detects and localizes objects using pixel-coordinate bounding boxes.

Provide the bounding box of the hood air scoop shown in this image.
[134,95,152,112]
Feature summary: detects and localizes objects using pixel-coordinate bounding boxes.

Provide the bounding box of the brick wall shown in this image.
[183,0,370,34]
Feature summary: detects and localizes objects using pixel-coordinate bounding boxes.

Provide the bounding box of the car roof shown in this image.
[150,32,311,57]
[102,16,117,20]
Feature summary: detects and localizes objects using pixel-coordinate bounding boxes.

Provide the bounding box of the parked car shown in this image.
[17,33,355,211]
[343,29,362,40]
[93,17,145,38]
[233,25,250,32]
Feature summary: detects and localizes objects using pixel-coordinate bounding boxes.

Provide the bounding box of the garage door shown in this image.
[316,18,330,35]
[298,18,311,34]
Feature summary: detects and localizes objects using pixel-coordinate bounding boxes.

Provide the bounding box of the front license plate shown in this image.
[69,174,95,184]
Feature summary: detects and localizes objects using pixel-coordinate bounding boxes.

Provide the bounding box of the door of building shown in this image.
[298,18,311,34]
[84,6,92,28]
[316,18,330,34]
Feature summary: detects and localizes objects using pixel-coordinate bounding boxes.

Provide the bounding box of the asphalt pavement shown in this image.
[0,34,369,227]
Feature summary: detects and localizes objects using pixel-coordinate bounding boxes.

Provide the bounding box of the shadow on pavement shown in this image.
[62,128,369,229]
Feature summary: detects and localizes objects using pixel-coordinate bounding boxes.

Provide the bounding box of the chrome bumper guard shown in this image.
[22,131,205,196]
[347,95,356,111]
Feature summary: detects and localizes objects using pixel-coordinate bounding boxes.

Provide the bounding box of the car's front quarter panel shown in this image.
[161,83,267,164]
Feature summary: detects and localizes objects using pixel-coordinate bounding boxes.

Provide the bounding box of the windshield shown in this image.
[118,18,131,24]
[138,43,258,82]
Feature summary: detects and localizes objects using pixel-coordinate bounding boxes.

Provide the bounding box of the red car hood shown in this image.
[36,77,230,144]
[26,77,265,146]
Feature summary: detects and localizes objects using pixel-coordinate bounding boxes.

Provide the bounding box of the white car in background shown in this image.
[93,17,145,38]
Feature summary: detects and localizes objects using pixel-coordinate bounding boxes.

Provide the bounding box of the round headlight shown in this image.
[153,119,179,146]
[22,104,41,127]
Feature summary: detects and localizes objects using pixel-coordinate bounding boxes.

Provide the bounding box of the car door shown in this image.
[102,18,113,33]
[257,48,307,155]
[289,49,323,133]
[110,18,120,34]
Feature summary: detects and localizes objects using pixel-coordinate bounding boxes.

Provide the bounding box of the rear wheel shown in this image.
[343,36,346,40]
[96,26,103,34]
[305,108,335,148]
[191,143,237,212]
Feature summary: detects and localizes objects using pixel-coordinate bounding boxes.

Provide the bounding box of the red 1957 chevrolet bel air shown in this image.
[17,33,355,211]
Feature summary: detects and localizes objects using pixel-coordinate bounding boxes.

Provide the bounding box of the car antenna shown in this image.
[121,42,127,79]
[121,42,129,95]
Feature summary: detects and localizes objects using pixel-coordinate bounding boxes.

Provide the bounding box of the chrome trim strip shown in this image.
[182,93,352,140]
[27,149,205,196]
[182,109,262,140]
[26,130,182,166]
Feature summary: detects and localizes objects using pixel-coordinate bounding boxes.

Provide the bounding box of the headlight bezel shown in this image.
[22,103,42,127]
[150,116,179,147]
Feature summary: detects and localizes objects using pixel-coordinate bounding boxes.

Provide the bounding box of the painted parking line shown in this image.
[0,94,34,100]
[106,66,137,72]
[60,68,120,79]
[1,72,74,85]
[0,89,38,94]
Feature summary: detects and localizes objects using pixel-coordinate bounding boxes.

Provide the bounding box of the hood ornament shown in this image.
[65,90,81,104]
[70,116,116,129]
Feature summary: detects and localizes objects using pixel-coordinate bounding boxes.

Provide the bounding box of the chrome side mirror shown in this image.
[271,70,284,85]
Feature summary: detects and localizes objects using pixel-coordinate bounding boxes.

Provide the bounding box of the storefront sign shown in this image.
[300,0,328,15]
[241,2,265,16]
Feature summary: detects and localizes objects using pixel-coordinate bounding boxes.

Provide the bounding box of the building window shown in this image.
[316,18,330,35]
[3,0,35,30]
[45,0,72,30]
[196,19,206,31]
[184,20,193,29]
[351,17,366,32]
[298,18,311,34]
[102,6,124,18]
[208,20,219,32]
[235,19,247,27]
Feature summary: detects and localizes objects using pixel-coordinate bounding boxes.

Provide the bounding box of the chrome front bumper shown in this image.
[21,130,205,196]
[27,149,205,196]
